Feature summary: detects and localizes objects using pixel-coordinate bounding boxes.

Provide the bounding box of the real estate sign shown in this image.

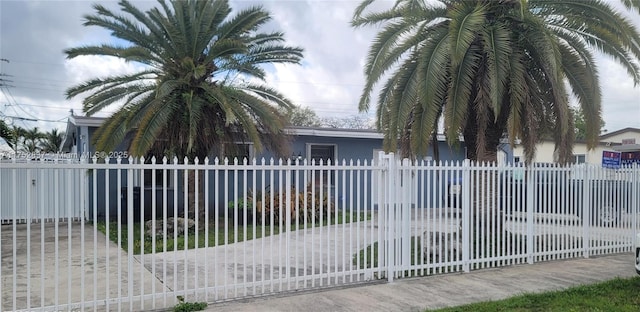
[602,151,621,169]
[621,151,640,166]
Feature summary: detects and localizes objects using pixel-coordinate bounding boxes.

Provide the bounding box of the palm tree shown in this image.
[65,0,303,160]
[21,127,45,153]
[352,0,640,164]
[2,125,26,153]
[0,119,10,147]
[41,128,65,153]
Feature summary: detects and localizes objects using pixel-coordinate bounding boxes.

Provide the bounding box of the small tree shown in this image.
[573,106,605,141]
[282,105,322,127]
[321,115,375,129]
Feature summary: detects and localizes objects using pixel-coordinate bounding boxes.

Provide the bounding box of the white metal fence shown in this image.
[0,154,638,311]
[0,160,85,224]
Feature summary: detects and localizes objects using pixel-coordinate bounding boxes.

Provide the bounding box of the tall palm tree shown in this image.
[65,0,303,160]
[41,128,65,153]
[352,0,640,164]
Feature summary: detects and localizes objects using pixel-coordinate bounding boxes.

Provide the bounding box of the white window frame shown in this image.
[306,143,338,164]
[223,142,255,162]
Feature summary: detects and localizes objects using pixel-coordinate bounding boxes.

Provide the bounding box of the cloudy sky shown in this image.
[0,0,638,139]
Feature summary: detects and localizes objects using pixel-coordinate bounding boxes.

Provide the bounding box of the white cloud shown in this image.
[1,0,639,139]
[63,55,147,117]
[598,58,640,132]
[266,62,363,116]
[65,55,143,87]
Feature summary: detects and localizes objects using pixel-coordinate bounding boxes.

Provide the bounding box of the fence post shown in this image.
[461,159,471,273]
[127,157,135,309]
[285,159,292,282]
[526,164,535,264]
[631,163,638,252]
[582,164,591,258]
[401,158,411,271]
[379,152,396,282]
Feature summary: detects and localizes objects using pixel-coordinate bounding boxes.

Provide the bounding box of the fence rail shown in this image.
[0,154,638,311]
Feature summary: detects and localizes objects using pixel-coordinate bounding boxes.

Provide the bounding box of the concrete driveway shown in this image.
[0,222,170,311]
[1,209,635,311]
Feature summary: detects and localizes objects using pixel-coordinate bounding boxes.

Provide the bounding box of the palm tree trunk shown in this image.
[463,106,508,239]
[431,131,440,162]
[187,168,207,227]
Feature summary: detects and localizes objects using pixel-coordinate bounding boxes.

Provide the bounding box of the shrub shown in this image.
[255,186,334,225]
[226,198,256,225]
[173,296,207,312]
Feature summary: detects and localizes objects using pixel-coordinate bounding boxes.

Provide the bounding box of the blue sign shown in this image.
[602,151,621,169]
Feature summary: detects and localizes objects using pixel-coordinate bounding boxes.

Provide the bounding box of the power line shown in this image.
[2,114,67,124]
[3,115,37,122]
[1,86,40,121]
[0,73,12,88]
[7,74,77,85]
[10,79,69,88]
[11,85,66,93]
[3,59,65,67]
[0,101,80,111]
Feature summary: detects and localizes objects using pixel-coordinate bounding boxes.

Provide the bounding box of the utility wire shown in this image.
[0,101,80,111]
[1,86,40,121]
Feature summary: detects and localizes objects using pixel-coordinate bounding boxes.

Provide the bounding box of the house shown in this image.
[61,116,468,163]
[511,128,640,165]
[60,116,470,221]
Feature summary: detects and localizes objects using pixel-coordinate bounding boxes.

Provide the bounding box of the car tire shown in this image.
[636,247,640,275]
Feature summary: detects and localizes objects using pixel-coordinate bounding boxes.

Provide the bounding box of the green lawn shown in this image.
[430,277,640,312]
[97,211,370,254]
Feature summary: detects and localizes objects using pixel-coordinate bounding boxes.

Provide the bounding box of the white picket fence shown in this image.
[0,154,638,311]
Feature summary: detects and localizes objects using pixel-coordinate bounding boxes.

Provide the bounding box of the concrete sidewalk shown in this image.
[206,252,637,312]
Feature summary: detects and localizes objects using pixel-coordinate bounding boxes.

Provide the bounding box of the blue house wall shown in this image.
[63,117,473,221]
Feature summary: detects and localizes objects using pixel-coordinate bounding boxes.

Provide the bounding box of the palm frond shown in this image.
[482,23,512,120]
[448,2,485,67]
[445,44,480,144]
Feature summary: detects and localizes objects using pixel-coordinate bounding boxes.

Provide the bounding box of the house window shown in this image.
[573,154,586,164]
[308,144,337,164]
[307,144,337,187]
[514,156,521,163]
[223,142,254,162]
